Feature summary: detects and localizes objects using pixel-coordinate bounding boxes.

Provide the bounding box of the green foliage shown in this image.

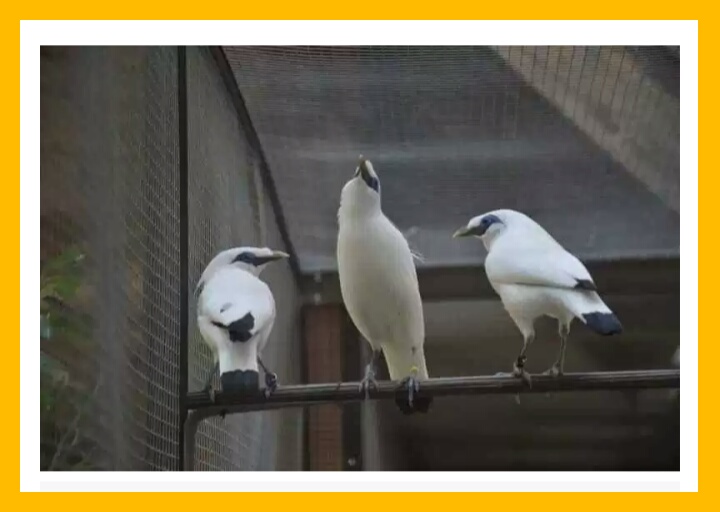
[40,246,98,471]
[41,246,84,304]
[40,246,89,344]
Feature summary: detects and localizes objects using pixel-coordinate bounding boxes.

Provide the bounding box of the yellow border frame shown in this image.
[9,7,702,497]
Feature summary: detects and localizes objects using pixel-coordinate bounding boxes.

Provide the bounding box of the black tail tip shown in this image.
[395,395,433,415]
[582,312,623,336]
[220,370,259,393]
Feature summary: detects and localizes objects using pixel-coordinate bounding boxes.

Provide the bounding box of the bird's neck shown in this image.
[338,197,383,226]
[482,231,503,252]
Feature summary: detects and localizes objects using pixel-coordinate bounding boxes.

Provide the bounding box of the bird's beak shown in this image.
[270,250,290,260]
[452,226,473,238]
[357,156,371,181]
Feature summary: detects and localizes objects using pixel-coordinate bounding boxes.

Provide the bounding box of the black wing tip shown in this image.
[213,312,256,343]
[582,312,623,336]
[574,279,597,291]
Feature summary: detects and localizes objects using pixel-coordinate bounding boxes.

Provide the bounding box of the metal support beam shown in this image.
[182,369,678,470]
[301,257,680,304]
[208,46,302,281]
[177,46,189,471]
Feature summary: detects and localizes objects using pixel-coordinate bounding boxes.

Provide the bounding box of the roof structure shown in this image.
[225,46,680,273]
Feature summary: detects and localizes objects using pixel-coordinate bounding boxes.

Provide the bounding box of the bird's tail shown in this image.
[217,342,259,374]
[383,344,429,381]
[216,343,260,394]
[562,291,623,336]
[384,343,432,414]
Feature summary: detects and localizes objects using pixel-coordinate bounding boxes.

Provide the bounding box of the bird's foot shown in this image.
[358,366,378,399]
[512,356,532,388]
[543,363,563,377]
[264,372,278,399]
[405,375,421,409]
[395,367,432,414]
[396,375,420,415]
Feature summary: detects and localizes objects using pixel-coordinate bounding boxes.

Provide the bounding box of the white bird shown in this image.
[453,209,622,382]
[337,157,431,414]
[195,247,289,402]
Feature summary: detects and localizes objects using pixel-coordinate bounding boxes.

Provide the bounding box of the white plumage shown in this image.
[195,246,289,399]
[337,157,431,413]
[454,209,622,380]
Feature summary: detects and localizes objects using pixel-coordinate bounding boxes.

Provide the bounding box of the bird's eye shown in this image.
[233,252,255,265]
[366,177,379,193]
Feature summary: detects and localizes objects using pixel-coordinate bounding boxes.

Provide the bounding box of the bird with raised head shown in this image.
[337,157,431,414]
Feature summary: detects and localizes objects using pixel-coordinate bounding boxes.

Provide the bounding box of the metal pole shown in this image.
[208,46,301,281]
[183,410,201,471]
[177,45,190,471]
[184,369,679,422]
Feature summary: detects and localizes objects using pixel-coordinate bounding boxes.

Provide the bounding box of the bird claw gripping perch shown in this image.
[512,355,532,388]
[408,366,421,404]
[264,372,278,399]
[358,365,379,399]
[543,364,562,378]
[395,365,423,414]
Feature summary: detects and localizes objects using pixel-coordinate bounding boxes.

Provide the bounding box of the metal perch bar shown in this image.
[183,369,679,469]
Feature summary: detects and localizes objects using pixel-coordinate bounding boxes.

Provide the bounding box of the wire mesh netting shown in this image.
[225,46,679,272]
[40,46,303,471]
[39,44,679,472]
[41,46,182,470]
[186,46,302,471]
[187,46,265,470]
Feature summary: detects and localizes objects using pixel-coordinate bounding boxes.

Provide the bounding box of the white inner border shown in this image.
[21,20,698,492]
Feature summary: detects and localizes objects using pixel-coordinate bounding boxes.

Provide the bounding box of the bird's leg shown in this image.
[544,323,569,377]
[558,324,569,374]
[399,365,421,409]
[257,357,278,399]
[203,362,219,403]
[395,351,432,414]
[358,349,381,398]
[511,333,534,388]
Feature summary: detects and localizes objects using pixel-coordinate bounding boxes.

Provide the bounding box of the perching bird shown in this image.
[195,247,289,402]
[453,209,622,383]
[337,157,431,414]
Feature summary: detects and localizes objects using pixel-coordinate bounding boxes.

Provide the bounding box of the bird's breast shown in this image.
[337,217,423,343]
[494,283,568,322]
[338,218,415,284]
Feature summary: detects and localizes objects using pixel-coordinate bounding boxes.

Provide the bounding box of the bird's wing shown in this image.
[486,248,596,291]
[199,268,276,339]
